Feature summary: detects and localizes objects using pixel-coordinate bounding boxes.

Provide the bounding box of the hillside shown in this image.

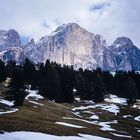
[0,86,140,140]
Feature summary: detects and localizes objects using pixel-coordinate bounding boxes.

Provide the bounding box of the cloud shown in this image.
[0,0,140,47]
[89,3,110,11]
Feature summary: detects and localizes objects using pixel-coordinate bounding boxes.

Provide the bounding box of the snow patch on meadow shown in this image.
[25,90,44,100]
[55,122,85,128]
[0,99,14,106]
[0,108,18,115]
[105,95,127,105]
[0,131,111,140]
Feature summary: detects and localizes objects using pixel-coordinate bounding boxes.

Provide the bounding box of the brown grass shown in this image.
[0,85,140,140]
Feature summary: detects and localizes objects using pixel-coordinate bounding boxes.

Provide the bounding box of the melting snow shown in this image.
[79,134,111,140]
[110,132,132,138]
[63,117,117,132]
[63,117,97,125]
[0,109,18,115]
[123,115,133,118]
[134,116,140,122]
[90,115,99,120]
[25,90,44,100]
[72,101,120,115]
[98,120,117,131]
[133,104,140,109]
[55,122,85,128]
[0,131,111,140]
[95,104,119,115]
[72,105,95,111]
[105,95,127,105]
[0,99,14,106]
[28,101,44,106]
[72,112,83,118]
[82,111,94,114]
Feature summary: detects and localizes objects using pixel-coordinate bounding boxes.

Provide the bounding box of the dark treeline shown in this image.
[0,58,140,106]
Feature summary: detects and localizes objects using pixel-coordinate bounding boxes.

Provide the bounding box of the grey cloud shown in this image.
[89,3,110,11]
[0,0,139,47]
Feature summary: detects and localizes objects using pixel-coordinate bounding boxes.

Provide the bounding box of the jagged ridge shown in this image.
[0,23,140,71]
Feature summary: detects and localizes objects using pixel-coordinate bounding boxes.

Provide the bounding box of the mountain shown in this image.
[0,29,25,62]
[22,38,37,63]
[103,37,140,71]
[0,23,140,71]
[26,23,106,69]
[0,29,21,51]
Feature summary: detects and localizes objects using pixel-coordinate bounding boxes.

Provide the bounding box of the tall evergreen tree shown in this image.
[9,65,24,89]
[93,73,106,103]
[45,65,61,101]
[0,59,6,83]
[23,58,36,87]
[123,76,138,105]
[5,60,16,77]
[9,65,27,106]
[59,66,74,103]
[38,60,61,102]
[75,68,87,100]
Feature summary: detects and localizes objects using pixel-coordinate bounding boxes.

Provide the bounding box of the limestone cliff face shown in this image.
[30,23,106,69]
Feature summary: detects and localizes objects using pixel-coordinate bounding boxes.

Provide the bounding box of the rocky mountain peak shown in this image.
[54,23,80,32]
[0,29,21,51]
[27,38,35,45]
[50,23,93,37]
[113,36,134,48]
[30,23,106,69]
[95,34,106,45]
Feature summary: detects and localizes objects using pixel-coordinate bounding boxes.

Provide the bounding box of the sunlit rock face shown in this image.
[29,23,106,69]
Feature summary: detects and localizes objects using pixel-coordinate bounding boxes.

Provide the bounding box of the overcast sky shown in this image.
[0,0,140,46]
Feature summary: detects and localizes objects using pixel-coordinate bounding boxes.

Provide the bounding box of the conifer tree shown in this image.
[123,76,138,105]
[5,60,16,77]
[0,59,6,83]
[23,58,36,87]
[93,73,106,102]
